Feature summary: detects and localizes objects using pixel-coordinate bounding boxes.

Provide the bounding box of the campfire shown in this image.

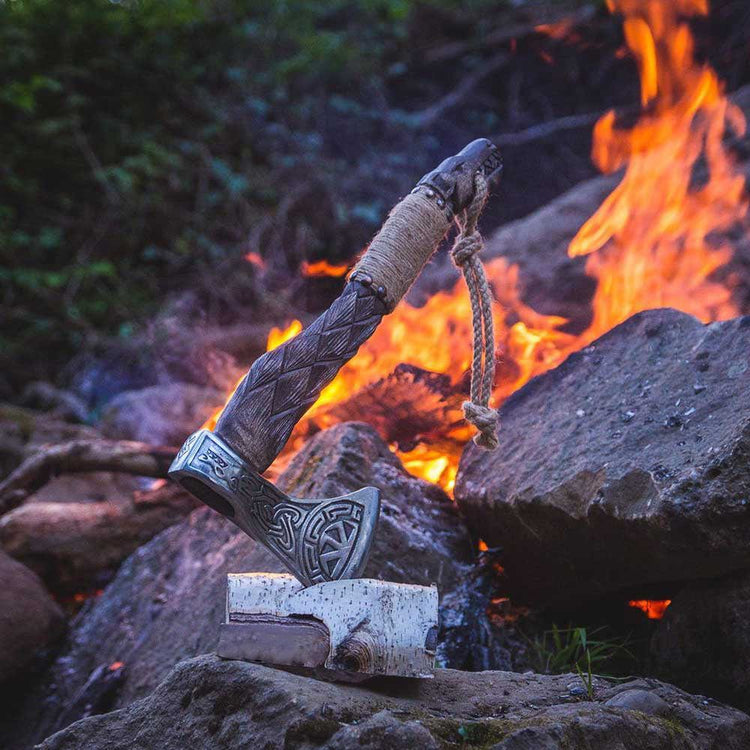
[206,0,747,496]
[3,0,750,746]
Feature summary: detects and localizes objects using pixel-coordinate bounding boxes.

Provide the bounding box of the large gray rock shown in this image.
[40,654,750,750]
[0,549,64,685]
[651,570,750,712]
[99,383,223,446]
[8,423,471,747]
[456,309,750,606]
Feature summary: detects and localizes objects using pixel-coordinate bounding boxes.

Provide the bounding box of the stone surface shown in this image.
[0,484,197,595]
[456,309,750,606]
[99,383,223,446]
[40,654,750,750]
[5,423,472,747]
[605,688,670,717]
[0,549,65,685]
[0,404,100,480]
[25,472,141,507]
[651,569,750,713]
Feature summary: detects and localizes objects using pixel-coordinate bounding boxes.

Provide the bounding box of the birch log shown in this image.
[218,573,438,679]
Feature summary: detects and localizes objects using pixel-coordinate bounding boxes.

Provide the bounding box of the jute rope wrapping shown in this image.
[351,177,498,450]
[351,191,451,312]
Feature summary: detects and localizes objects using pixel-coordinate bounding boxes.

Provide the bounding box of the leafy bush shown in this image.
[2,0,491,389]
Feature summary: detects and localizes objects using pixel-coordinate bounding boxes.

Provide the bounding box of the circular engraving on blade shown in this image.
[301,500,364,584]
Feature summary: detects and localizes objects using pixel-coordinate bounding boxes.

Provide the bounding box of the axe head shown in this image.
[168,429,380,587]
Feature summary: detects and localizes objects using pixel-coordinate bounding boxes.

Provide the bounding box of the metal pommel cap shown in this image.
[169,138,501,588]
[415,138,503,218]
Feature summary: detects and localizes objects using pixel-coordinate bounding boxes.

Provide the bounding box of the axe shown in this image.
[169,139,502,588]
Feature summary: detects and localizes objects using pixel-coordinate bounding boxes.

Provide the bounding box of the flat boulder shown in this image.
[9,422,472,747]
[456,309,750,606]
[40,654,750,750]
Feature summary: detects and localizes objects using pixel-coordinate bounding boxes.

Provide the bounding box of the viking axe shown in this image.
[169,139,502,587]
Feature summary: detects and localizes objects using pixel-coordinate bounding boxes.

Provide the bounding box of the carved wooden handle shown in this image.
[214,281,386,472]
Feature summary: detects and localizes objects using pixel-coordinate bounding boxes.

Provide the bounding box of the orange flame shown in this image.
[569,0,745,339]
[629,599,672,619]
[301,260,350,277]
[209,0,745,493]
[266,319,303,350]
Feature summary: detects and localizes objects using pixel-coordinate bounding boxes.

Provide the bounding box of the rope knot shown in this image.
[462,401,499,449]
[451,231,483,267]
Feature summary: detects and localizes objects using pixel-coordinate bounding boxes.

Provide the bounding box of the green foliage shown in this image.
[525,624,634,695]
[0,0,508,387]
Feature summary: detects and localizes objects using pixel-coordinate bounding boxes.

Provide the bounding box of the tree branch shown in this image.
[0,440,177,516]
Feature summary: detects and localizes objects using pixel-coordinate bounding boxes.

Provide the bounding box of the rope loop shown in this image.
[451,173,499,450]
[451,231,482,266]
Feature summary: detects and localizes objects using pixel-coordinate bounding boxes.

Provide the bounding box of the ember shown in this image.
[243,251,266,269]
[629,599,672,620]
[300,259,349,277]
[56,589,104,606]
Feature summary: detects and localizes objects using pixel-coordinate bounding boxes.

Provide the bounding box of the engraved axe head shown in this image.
[169,429,379,587]
[169,139,502,587]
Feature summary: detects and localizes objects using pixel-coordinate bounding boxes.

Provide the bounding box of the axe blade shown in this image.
[168,429,380,587]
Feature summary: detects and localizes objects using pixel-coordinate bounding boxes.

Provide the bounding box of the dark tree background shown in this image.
[1,0,748,407]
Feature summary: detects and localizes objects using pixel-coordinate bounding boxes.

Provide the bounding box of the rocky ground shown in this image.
[1,422,476,747]
[2,390,750,747]
[38,655,750,750]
